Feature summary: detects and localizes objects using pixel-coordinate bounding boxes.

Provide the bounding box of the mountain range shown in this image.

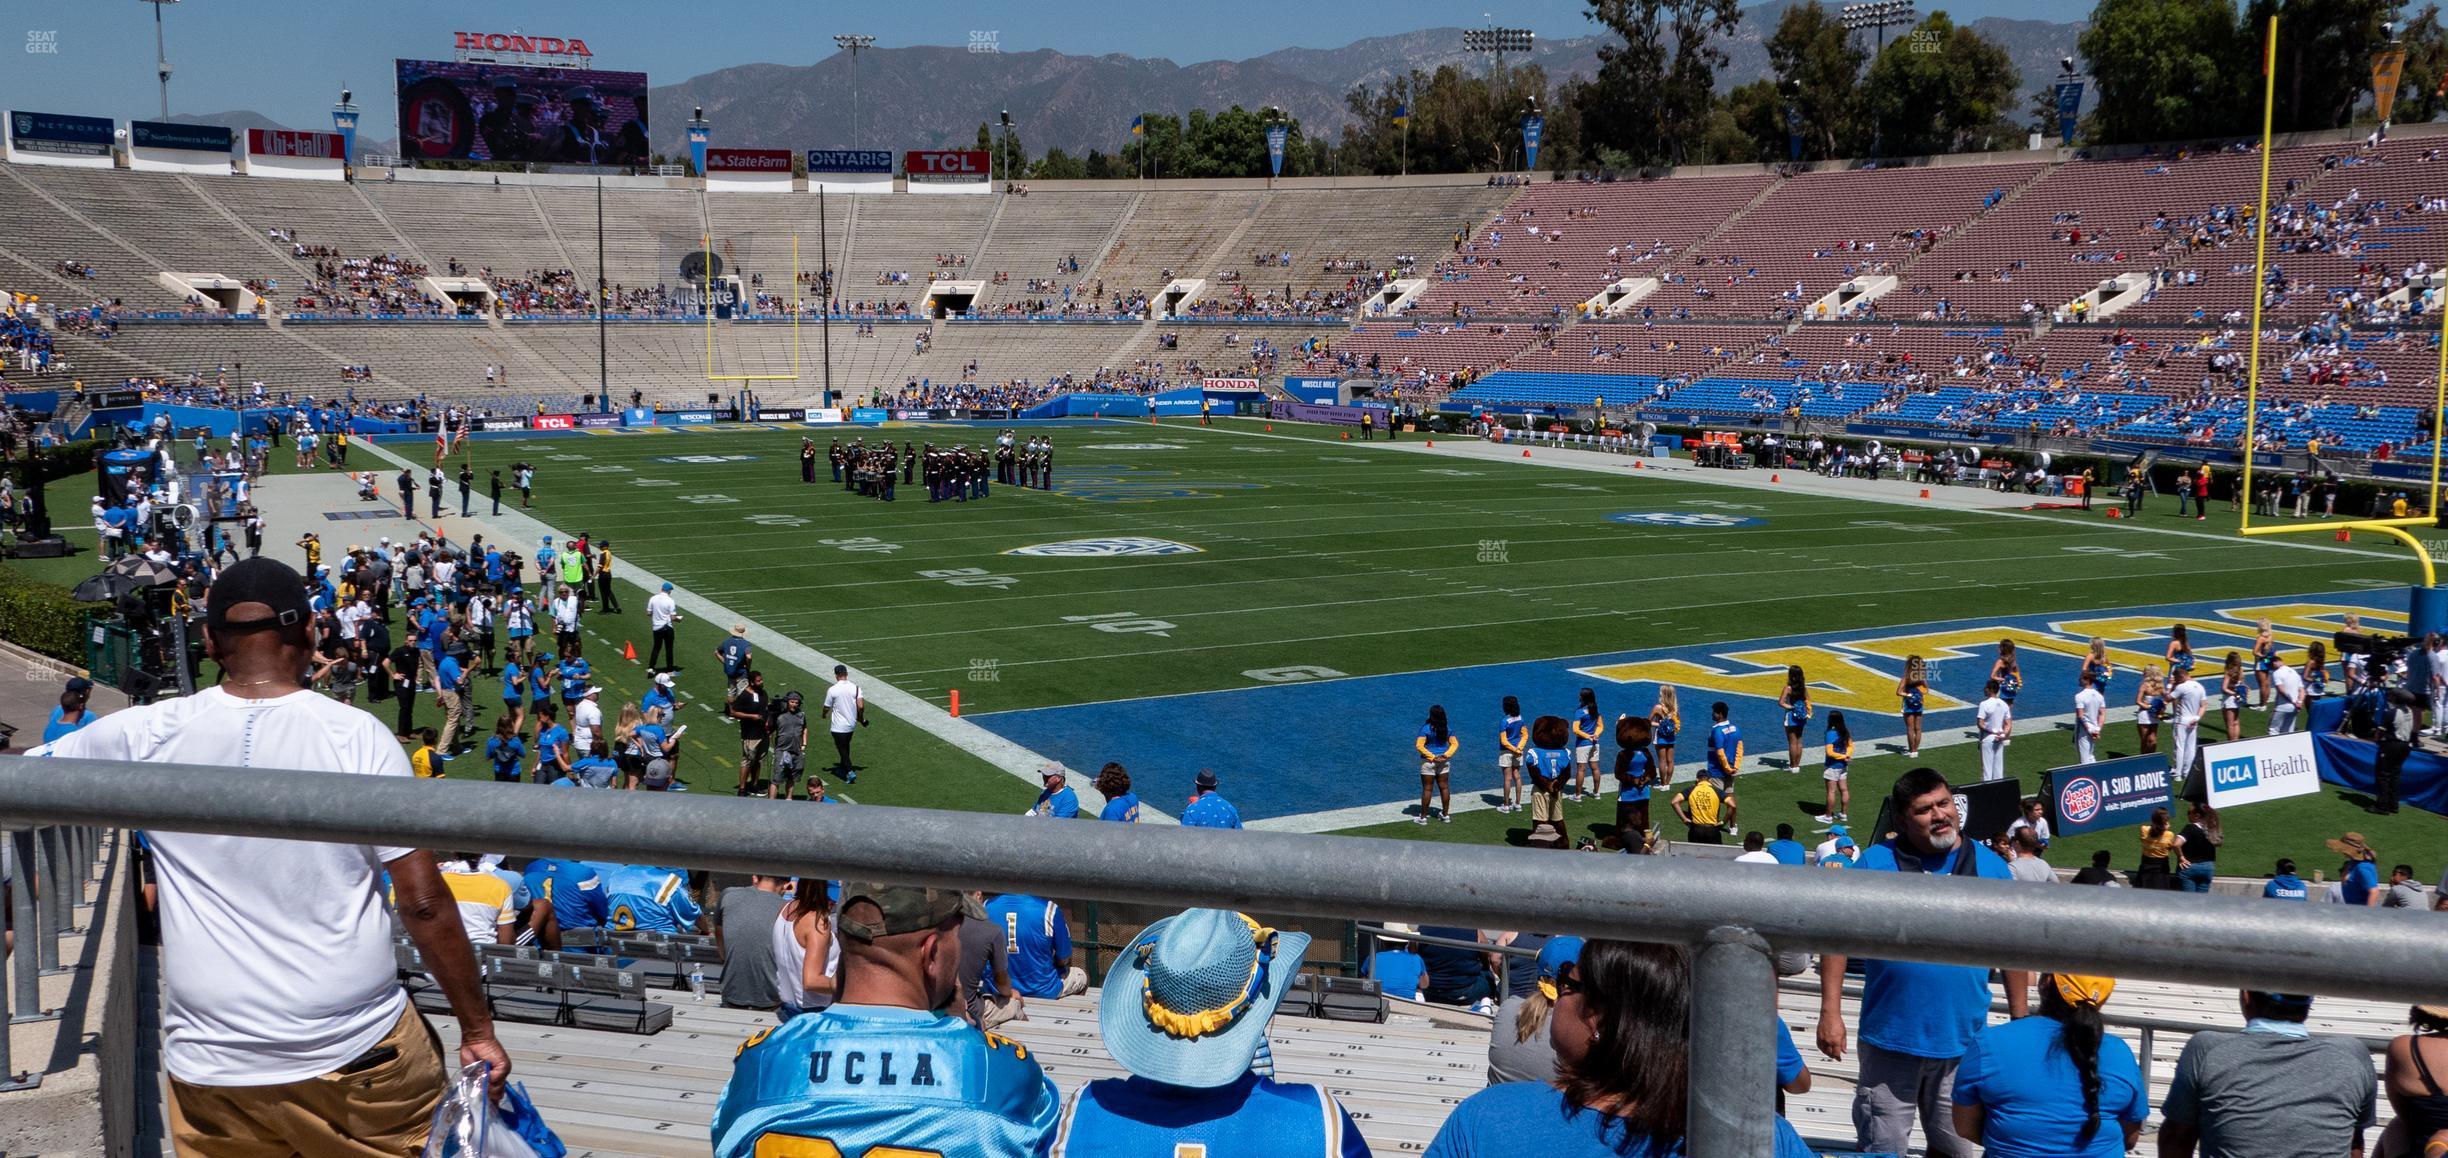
[199,2,2083,163]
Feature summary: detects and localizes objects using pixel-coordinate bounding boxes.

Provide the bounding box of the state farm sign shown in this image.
[247,129,344,159]
[705,148,793,172]
[455,32,593,59]
[905,149,989,181]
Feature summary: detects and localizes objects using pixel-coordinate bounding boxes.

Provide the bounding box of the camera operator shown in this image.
[2377,683,2418,816]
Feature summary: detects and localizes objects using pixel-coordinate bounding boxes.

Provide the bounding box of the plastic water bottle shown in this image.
[688,964,706,1002]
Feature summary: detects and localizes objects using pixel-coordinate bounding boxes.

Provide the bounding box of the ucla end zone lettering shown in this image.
[970,591,2404,823]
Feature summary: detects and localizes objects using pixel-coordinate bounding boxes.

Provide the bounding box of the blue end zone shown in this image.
[970,591,2406,823]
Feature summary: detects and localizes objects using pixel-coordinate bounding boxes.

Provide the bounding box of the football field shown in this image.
[446,415,2429,870]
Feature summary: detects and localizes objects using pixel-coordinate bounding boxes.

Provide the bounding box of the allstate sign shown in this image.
[2201,732,2321,808]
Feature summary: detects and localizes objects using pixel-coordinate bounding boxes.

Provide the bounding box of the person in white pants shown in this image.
[2169,672,2207,777]
[2268,660,2306,735]
[2073,683,2106,765]
[2428,633,2448,737]
[1975,680,2012,782]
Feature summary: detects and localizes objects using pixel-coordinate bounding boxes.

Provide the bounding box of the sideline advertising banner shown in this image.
[2201,732,2321,809]
[9,110,112,156]
[531,413,577,431]
[2043,753,2173,837]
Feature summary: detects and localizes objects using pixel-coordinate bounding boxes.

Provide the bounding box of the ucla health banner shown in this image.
[1522,113,1544,171]
[131,120,232,152]
[1265,124,1287,178]
[2201,731,2320,809]
[10,110,113,156]
[2053,80,2084,145]
[2043,752,2172,837]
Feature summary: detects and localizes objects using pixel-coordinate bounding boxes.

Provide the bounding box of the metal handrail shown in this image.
[4,757,2444,1158]
[3,823,108,1091]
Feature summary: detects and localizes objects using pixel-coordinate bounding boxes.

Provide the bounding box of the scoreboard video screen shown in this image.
[395,59,650,165]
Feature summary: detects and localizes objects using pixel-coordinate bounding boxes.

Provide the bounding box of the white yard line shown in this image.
[349,438,1171,823]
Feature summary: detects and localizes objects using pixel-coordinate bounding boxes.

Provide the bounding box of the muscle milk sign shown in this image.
[2200,731,2321,808]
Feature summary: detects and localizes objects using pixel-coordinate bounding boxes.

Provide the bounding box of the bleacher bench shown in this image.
[395,937,674,1034]
[1284,973,1387,1024]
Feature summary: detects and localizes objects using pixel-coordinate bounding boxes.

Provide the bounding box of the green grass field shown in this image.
[11,415,2437,881]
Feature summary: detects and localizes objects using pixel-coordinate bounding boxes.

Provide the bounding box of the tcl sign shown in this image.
[455,32,593,58]
[905,150,989,178]
[531,414,576,431]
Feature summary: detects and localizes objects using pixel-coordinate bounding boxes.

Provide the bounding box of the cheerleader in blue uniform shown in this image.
[2303,641,2331,701]
[1990,640,2023,708]
[1496,696,1528,815]
[2251,618,2279,709]
[2164,624,2195,687]
[1896,655,1929,758]
[2133,665,2165,755]
[1649,687,1682,783]
[2082,637,2113,695]
[1822,711,1853,823]
[1778,665,1812,771]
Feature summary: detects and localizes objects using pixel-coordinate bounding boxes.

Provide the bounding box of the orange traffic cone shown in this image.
[1523,449,1533,458]
[1770,473,1780,483]
[1919,488,1932,499]
[1341,430,1350,440]
[1265,423,1273,432]
[2336,529,2353,542]
[949,689,962,717]
[1426,439,1435,448]
[623,640,638,661]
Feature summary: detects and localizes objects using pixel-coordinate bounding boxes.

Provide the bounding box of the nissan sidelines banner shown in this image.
[2042,752,2172,837]
[10,110,113,156]
[131,120,233,152]
[473,416,529,432]
[2200,731,2321,809]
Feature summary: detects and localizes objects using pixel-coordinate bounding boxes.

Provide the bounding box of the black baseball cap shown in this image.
[205,557,311,635]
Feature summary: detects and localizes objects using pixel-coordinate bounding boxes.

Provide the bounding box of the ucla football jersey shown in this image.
[1054,1073,1370,1158]
[602,864,701,934]
[984,894,1072,999]
[521,858,609,933]
[714,1004,1061,1158]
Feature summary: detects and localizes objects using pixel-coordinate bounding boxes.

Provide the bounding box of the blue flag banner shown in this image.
[1784,105,1802,161]
[688,123,711,177]
[2054,80,2085,146]
[331,109,358,164]
[1521,113,1545,171]
[1264,124,1287,178]
[2043,752,2172,837]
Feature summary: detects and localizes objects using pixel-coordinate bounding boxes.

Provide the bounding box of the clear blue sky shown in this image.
[5,0,2090,138]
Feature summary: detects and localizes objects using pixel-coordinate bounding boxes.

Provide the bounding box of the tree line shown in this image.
[977,0,2445,181]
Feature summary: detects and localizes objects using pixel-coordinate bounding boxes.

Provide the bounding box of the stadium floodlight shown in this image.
[1461,27,1537,55]
[996,109,1020,186]
[834,34,877,150]
[1839,0,1917,42]
[139,0,180,119]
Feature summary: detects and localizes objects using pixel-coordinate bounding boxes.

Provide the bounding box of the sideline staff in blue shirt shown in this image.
[1816,767,2029,1158]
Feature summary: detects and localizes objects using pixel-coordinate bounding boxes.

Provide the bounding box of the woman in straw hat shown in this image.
[1057,909,1366,1156]
[1951,973,2147,1158]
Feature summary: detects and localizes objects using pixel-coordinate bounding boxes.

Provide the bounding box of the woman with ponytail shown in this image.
[1951,973,2146,1158]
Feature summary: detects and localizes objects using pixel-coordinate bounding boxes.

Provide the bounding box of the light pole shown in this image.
[139,0,180,118]
[834,34,876,150]
[998,109,1019,189]
[1840,0,1916,159]
[1462,20,1534,173]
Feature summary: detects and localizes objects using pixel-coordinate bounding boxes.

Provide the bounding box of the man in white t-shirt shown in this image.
[2170,672,2208,777]
[573,685,604,755]
[645,582,682,673]
[2268,661,2306,735]
[1974,679,2012,782]
[821,664,866,785]
[31,558,508,1152]
[2072,682,2107,765]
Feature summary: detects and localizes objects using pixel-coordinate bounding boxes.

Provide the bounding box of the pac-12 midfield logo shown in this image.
[2058,777,2103,824]
[1607,511,1765,528]
[1004,536,1202,557]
